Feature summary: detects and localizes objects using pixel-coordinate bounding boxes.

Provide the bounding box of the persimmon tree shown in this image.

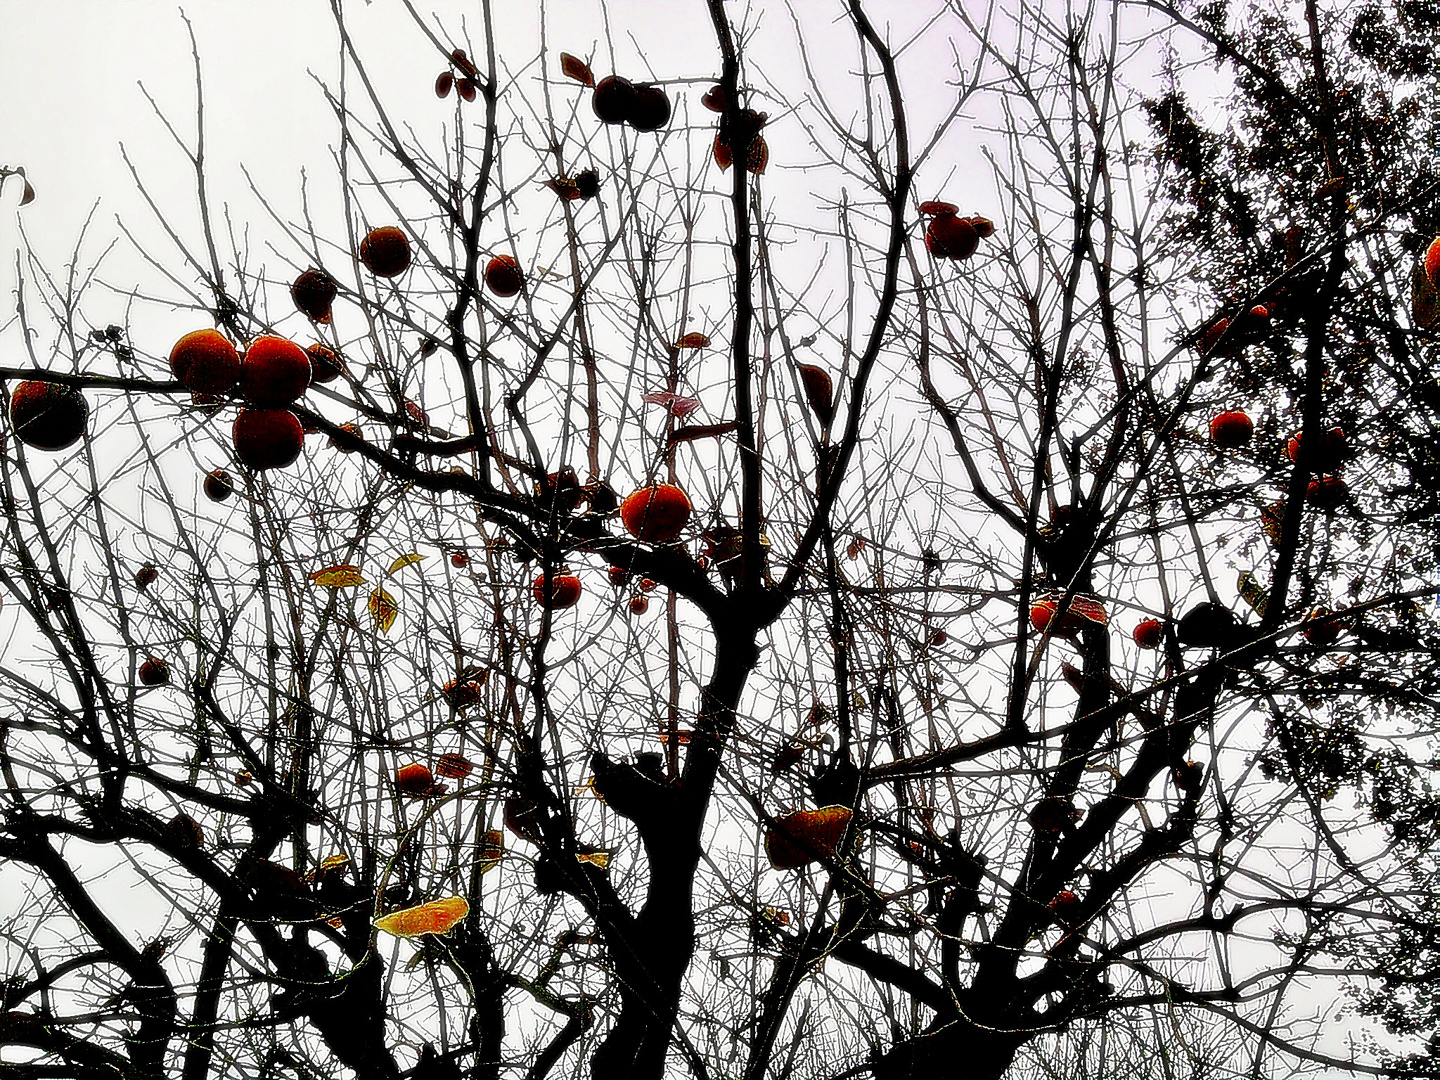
[0,1,1435,1079]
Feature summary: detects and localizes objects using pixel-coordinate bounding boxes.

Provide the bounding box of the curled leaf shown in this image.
[918,200,959,216]
[435,752,475,780]
[21,180,36,206]
[1070,595,1108,626]
[560,52,595,87]
[373,895,470,938]
[674,332,711,349]
[1261,500,1286,545]
[450,49,479,79]
[1237,570,1270,617]
[765,806,853,870]
[641,391,701,418]
[668,421,738,448]
[310,565,365,588]
[771,742,805,774]
[369,588,399,634]
[545,176,583,200]
[388,552,426,575]
[799,364,834,426]
[700,83,727,113]
[478,830,504,873]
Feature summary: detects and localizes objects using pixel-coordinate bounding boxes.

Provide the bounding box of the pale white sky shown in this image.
[6,3,1401,1075]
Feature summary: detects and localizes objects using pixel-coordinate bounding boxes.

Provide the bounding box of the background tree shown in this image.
[1140,0,1440,1070]
[0,1,1435,1079]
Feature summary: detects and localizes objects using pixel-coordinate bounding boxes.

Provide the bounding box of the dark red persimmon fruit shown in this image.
[9,380,88,451]
[1306,475,1348,509]
[290,268,338,323]
[1209,410,1253,449]
[139,657,170,687]
[360,226,411,278]
[240,337,311,407]
[592,75,636,124]
[620,484,692,543]
[233,409,304,471]
[170,329,241,394]
[204,468,234,502]
[306,343,345,384]
[629,84,671,131]
[485,255,524,298]
[395,762,435,796]
[533,572,583,609]
[1132,618,1164,649]
[925,213,979,261]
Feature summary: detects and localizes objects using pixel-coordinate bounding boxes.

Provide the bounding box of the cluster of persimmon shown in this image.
[1132,416,1352,650]
[920,200,994,261]
[170,329,310,476]
[1199,302,1274,359]
[1208,402,1350,523]
[393,756,474,801]
[557,52,762,174]
[591,73,671,131]
[605,565,654,615]
[530,483,693,612]
[1131,605,1343,653]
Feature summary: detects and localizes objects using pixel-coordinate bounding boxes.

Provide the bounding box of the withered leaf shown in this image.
[373,896,469,938]
[310,565,365,588]
[560,52,595,87]
[369,588,399,634]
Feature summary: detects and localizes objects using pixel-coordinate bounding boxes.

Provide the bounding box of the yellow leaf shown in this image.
[320,853,350,873]
[310,564,365,588]
[764,905,791,926]
[369,588,399,634]
[478,830,504,873]
[373,895,469,938]
[674,332,711,349]
[575,847,610,869]
[387,552,425,575]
